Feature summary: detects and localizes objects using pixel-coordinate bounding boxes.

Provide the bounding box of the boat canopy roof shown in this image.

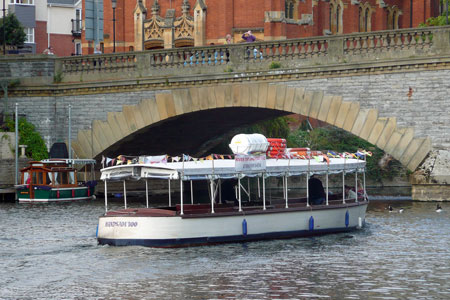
[100,157,366,182]
[41,159,96,165]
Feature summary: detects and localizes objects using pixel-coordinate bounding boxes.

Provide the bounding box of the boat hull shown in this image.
[97,202,368,247]
[17,186,95,203]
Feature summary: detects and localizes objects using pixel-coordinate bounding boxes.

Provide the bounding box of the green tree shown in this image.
[419,1,449,27]
[0,13,26,46]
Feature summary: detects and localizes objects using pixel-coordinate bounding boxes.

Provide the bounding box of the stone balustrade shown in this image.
[1,26,449,85]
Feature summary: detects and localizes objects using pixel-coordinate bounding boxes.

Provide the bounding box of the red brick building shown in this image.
[82,0,441,54]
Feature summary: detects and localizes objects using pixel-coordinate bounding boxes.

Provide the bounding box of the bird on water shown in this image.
[436,204,442,213]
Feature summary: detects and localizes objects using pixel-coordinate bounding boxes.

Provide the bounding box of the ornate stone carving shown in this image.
[144,0,164,42]
[174,0,194,42]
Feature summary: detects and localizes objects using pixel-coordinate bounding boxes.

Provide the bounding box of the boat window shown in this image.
[37,172,44,184]
[69,172,75,184]
[52,172,59,185]
[32,172,37,184]
[60,172,68,185]
[46,172,51,185]
[23,172,29,184]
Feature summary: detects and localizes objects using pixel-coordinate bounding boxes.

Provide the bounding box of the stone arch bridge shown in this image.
[2,26,450,200]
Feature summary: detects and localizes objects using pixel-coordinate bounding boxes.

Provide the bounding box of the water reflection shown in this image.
[0,201,449,299]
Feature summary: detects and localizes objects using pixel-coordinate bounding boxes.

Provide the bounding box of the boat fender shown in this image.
[96,224,99,238]
[88,189,91,197]
[72,189,75,197]
[57,190,60,198]
[345,211,349,228]
[309,216,314,231]
[242,219,247,236]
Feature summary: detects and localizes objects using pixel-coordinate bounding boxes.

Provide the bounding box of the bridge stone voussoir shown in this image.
[376,117,396,150]
[198,87,210,110]
[137,99,154,124]
[367,117,387,145]
[172,89,192,115]
[206,86,218,109]
[114,111,132,137]
[359,109,378,140]
[122,105,139,132]
[239,84,251,107]
[274,85,287,111]
[231,84,242,107]
[391,128,415,161]
[400,138,427,168]
[290,87,306,114]
[92,120,109,152]
[326,96,343,126]
[213,86,226,108]
[189,87,202,111]
[334,101,351,129]
[306,91,323,119]
[71,140,87,159]
[91,128,102,157]
[98,119,117,150]
[77,130,93,159]
[130,104,147,131]
[257,83,269,108]
[342,102,360,132]
[407,138,432,171]
[249,83,260,107]
[266,85,278,109]
[384,128,406,158]
[106,112,124,142]
[316,92,331,122]
[283,87,296,112]
[155,93,176,119]
[351,109,370,136]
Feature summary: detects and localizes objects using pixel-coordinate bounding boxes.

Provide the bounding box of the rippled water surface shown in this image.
[1,200,449,299]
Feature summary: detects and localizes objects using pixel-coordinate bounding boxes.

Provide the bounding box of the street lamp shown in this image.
[112,0,116,53]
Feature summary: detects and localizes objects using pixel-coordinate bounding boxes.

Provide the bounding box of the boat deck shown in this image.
[104,197,366,218]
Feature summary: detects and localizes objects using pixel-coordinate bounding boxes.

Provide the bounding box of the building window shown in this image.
[9,0,34,4]
[330,0,343,34]
[75,42,81,55]
[25,27,34,43]
[359,4,372,32]
[285,0,296,19]
[387,6,401,30]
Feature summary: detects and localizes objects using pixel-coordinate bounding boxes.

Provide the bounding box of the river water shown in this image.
[1,199,449,300]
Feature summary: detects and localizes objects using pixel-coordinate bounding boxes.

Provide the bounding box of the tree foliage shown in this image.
[0,13,26,46]
[419,1,449,27]
[2,118,48,161]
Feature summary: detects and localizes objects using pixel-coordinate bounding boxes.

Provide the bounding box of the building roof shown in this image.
[47,0,77,6]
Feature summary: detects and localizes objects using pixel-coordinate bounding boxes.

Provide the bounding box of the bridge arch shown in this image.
[72,83,430,171]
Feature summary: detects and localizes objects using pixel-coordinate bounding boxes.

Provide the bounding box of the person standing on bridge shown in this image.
[242,31,256,43]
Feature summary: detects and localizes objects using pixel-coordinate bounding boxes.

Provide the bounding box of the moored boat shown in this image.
[16,159,97,203]
[97,134,370,248]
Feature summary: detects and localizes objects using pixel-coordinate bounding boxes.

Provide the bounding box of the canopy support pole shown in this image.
[355,171,358,202]
[342,172,346,204]
[262,173,266,210]
[180,179,184,215]
[168,179,172,206]
[123,180,127,209]
[257,177,261,199]
[190,180,194,204]
[284,175,288,208]
[218,179,222,204]
[248,178,251,202]
[210,179,215,214]
[238,176,242,212]
[306,173,310,207]
[104,179,108,213]
[145,179,149,208]
[326,171,329,206]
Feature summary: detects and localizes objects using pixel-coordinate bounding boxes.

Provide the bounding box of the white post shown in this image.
[257,177,261,199]
[342,172,346,204]
[262,173,266,210]
[363,167,367,200]
[104,179,108,213]
[180,179,184,215]
[68,104,72,160]
[306,173,310,207]
[247,178,251,202]
[238,176,242,212]
[285,175,288,208]
[190,180,194,204]
[282,176,286,200]
[210,180,215,213]
[168,179,172,206]
[355,171,358,202]
[145,179,149,208]
[218,179,222,204]
[123,180,127,209]
[326,171,329,206]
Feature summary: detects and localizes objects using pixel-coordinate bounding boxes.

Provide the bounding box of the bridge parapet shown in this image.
[1,26,449,86]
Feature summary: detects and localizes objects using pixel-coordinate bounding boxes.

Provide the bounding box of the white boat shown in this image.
[97,136,369,248]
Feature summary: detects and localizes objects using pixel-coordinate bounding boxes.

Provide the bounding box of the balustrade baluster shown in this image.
[292,41,300,58]
[299,42,306,58]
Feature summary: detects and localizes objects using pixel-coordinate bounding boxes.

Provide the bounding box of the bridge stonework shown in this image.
[2,27,450,200]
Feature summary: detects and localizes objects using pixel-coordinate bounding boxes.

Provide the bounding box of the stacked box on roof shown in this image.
[266,138,286,158]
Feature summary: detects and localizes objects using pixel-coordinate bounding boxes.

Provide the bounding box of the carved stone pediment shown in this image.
[174,14,194,41]
[144,15,164,41]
